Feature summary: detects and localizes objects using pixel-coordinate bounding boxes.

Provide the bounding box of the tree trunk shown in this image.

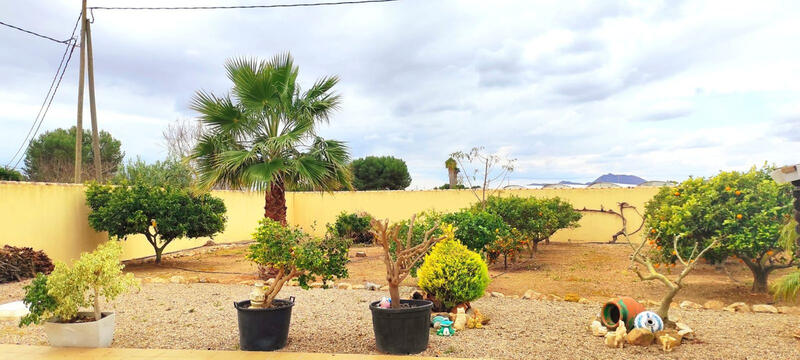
[264,180,287,225]
[389,283,401,308]
[154,246,164,264]
[503,254,508,270]
[447,168,457,188]
[751,267,769,293]
[657,286,680,323]
[93,287,101,321]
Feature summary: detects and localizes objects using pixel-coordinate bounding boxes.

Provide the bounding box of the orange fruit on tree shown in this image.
[654,263,660,268]
[736,214,743,219]
[725,186,731,191]
[735,190,741,196]
[674,191,680,196]
[648,240,655,245]
[672,250,677,255]
[657,246,663,250]
[651,229,657,234]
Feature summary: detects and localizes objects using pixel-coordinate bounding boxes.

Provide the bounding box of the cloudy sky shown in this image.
[2,0,798,189]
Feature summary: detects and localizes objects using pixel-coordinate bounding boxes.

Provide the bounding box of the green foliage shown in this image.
[436,183,467,190]
[21,242,136,324]
[418,236,490,309]
[351,156,412,190]
[189,54,352,217]
[19,273,56,326]
[485,229,526,269]
[248,218,349,289]
[0,167,24,181]
[23,127,124,182]
[440,210,510,252]
[327,212,373,244]
[114,156,193,188]
[772,270,800,303]
[85,181,227,263]
[480,195,581,247]
[645,166,794,292]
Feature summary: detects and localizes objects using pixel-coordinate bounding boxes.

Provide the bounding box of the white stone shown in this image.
[752,304,779,314]
[679,300,702,310]
[0,301,29,322]
[490,291,505,298]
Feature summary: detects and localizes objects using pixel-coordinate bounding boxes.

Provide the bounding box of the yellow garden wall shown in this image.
[0,181,660,263]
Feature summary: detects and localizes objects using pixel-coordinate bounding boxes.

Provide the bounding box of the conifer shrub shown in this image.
[417,234,490,310]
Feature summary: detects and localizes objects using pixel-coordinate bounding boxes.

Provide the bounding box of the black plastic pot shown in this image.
[234,297,295,351]
[370,299,433,354]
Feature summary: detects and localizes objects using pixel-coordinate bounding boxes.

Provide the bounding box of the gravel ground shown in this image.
[2,281,800,359]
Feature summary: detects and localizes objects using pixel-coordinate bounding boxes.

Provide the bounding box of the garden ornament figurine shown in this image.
[605,320,627,348]
[633,311,664,333]
[437,320,454,336]
[432,315,449,329]
[453,307,467,330]
[249,281,267,308]
[660,332,677,352]
[378,296,391,309]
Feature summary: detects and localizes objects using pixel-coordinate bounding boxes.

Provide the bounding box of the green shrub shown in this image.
[486,229,526,269]
[480,195,581,253]
[327,212,373,244]
[0,167,23,181]
[418,235,490,310]
[86,181,227,263]
[441,210,510,252]
[18,273,56,326]
[20,241,137,325]
[392,212,443,275]
[248,218,350,307]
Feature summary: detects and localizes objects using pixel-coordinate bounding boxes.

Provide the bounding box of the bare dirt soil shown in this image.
[125,241,790,306]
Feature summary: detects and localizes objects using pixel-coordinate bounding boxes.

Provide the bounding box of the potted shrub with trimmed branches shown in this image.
[368,215,447,354]
[235,218,349,351]
[19,241,137,347]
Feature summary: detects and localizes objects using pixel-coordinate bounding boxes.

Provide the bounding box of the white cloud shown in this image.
[1,0,798,188]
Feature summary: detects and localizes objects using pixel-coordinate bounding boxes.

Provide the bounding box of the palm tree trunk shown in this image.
[448,168,457,188]
[264,179,287,224]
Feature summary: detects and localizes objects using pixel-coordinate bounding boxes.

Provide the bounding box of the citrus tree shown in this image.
[86,181,227,263]
[645,166,795,293]
[480,195,581,255]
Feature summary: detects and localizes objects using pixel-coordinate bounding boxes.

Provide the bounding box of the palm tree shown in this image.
[445,157,459,188]
[190,54,352,224]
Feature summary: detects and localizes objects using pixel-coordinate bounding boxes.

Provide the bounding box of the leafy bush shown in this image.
[86,181,227,263]
[418,235,490,310]
[645,166,794,293]
[440,210,510,252]
[20,241,136,324]
[114,156,193,188]
[392,212,443,275]
[351,156,412,190]
[248,218,350,307]
[481,195,581,253]
[327,212,373,244]
[0,245,54,284]
[24,126,124,182]
[18,273,56,326]
[0,167,23,181]
[486,229,526,269]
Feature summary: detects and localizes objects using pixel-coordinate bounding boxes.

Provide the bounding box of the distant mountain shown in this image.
[590,173,646,185]
[558,180,584,185]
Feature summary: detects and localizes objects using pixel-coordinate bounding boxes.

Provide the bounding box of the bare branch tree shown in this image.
[450,147,516,208]
[162,118,204,160]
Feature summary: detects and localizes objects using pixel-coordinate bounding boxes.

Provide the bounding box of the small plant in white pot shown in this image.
[19,241,137,347]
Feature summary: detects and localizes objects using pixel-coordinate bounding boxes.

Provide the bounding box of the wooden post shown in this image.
[74,0,87,183]
[85,18,102,181]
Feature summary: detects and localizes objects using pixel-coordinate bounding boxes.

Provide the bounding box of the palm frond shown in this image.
[772,270,800,303]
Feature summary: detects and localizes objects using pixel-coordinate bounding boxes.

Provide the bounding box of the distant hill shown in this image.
[590,173,646,185]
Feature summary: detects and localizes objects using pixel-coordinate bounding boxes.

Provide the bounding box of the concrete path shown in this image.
[0,344,476,360]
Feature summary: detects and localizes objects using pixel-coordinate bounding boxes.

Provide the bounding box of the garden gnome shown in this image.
[437,320,454,336]
[453,307,467,330]
[249,281,267,308]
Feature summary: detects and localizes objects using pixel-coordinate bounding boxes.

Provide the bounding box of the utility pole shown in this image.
[73,0,87,183]
[85,17,102,181]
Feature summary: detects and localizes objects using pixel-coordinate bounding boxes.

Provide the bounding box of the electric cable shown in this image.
[88,0,398,11]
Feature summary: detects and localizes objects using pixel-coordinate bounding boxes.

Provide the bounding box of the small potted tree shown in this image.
[19,241,137,347]
[368,215,447,354]
[235,218,349,351]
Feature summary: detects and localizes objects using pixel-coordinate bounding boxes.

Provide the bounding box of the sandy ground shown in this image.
[2,281,800,359]
[125,241,791,306]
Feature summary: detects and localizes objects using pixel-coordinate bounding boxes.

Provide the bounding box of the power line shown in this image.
[88,0,398,11]
[5,13,82,170]
[0,20,73,44]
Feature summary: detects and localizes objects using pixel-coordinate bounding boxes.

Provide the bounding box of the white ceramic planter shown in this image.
[43,312,115,348]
